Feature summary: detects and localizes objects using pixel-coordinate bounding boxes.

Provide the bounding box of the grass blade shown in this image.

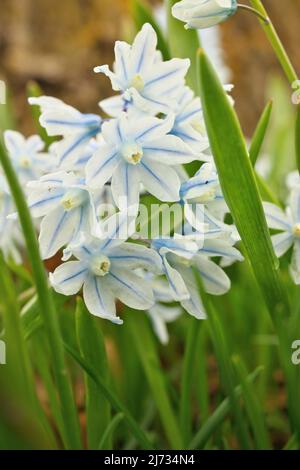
[0,141,81,449]
[249,100,273,165]
[75,298,111,449]
[197,50,289,321]
[98,413,125,450]
[26,81,56,148]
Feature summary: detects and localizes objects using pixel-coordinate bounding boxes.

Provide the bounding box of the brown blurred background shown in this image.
[0,0,299,136]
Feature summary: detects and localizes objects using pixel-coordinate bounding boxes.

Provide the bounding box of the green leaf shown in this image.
[98,413,125,450]
[75,298,111,449]
[64,340,153,450]
[233,356,271,449]
[131,0,171,60]
[250,100,273,165]
[167,0,200,92]
[197,50,289,321]
[188,366,263,449]
[126,308,183,449]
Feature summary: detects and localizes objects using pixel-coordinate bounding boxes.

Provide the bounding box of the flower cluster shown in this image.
[1,24,244,340]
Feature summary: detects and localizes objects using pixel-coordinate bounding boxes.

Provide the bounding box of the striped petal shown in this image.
[98,210,137,252]
[108,267,154,310]
[86,144,119,188]
[94,65,125,91]
[161,255,190,301]
[28,187,65,218]
[138,159,181,202]
[49,261,88,295]
[111,161,140,210]
[83,274,121,324]
[143,135,196,165]
[193,254,230,295]
[40,110,101,136]
[144,59,190,97]
[271,232,294,258]
[130,23,157,76]
[200,238,244,261]
[39,205,80,259]
[133,115,174,144]
[176,264,206,319]
[263,202,292,231]
[109,242,162,273]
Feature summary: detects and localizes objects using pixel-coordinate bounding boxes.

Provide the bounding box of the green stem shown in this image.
[250,0,298,85]
[126,309,183,449]
[180,317,201,446]
[0,141,81,449]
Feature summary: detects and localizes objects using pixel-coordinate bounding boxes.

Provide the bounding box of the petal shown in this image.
[98,210,137,252]
[138,159,181,201]
[39,205,80,259]
[143,135,196,165]
[290,241,300,284]
[263,202,292,231]
[26,135,45,153]
[130,23,157,75]
[49,261,88,295]
[94,65,125,91]
[108,267,154,310]
[83,274,121,324]
[147,305,182,344]
[200,238,244,261]
[129,87,177,116]
[144,59,190,97]
[161,255,190,301]
[133,115,174,143]
[99,95,125,118]
[101,118,126,146]
[114,40,131,83]
[152,236,198,259]
[193,254,231,295]
[111,161,140,210]
[109,242,162,272]
[55,133,97,169]
[271,232,294,258]
[4,130,25,155]
[85,144,119,188]
[172,124,209,154]
[40,110,101,136]
[28,187,65,218]
[176,264,206,319]
[290,187,300,223]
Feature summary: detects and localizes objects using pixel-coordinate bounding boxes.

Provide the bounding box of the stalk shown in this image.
[0,141,81,449]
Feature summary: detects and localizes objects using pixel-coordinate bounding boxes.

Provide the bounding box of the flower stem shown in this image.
[0,140,81,450]
[249,0,298,85]
[237,4,269,24]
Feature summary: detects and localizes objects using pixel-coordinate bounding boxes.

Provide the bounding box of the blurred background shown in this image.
[0,0,299,136]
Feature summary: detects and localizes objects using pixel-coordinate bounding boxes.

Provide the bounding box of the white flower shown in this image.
[264,187,300,284]
[50,212,162,324]
[96,23,190,116]
[172,0,237,30]
[4,130,53,183]
[0,175,23,263]
[86,113,197,209]
[28,96,102,169]
[152,235,232,319]
[27,171,100,259]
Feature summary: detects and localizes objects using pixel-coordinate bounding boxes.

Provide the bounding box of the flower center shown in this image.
[19,155,31,168]
[121,142,143,165]
[61,189,88,211]
[130,74,145,92]
[90,255,111,277]
[293,223,300,237]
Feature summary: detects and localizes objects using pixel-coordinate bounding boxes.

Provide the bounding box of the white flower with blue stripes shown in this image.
[96,23,190,116]
[27,171,100,259]
[86,113,197,209]
[4,130,53,183]
[264,188,300,284]
[172,0,237,30]
[152,235,231,319]
[28,96,102,170]
[50,212,162,324]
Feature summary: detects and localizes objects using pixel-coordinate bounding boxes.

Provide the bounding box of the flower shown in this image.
[264,187,300,284]
[4,130,53,183]
[50,212,162,324]
[152,235,232,318]
[0,175,23,262]
[172,0,237,30]
[96,23,190,116]
[28,96,102,169]
[27,171,100,259]
[86,113,197,209]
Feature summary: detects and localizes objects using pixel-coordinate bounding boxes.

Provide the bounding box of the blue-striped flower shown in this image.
[96,23,190,116]
[50,212,162,324]
[152,235,231,319]
[264,187,300,284]
[86,113,197,209]
[172,0,237,30]
[28,96,102,169]
[4,130,53,183]
[27,171,100,259]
